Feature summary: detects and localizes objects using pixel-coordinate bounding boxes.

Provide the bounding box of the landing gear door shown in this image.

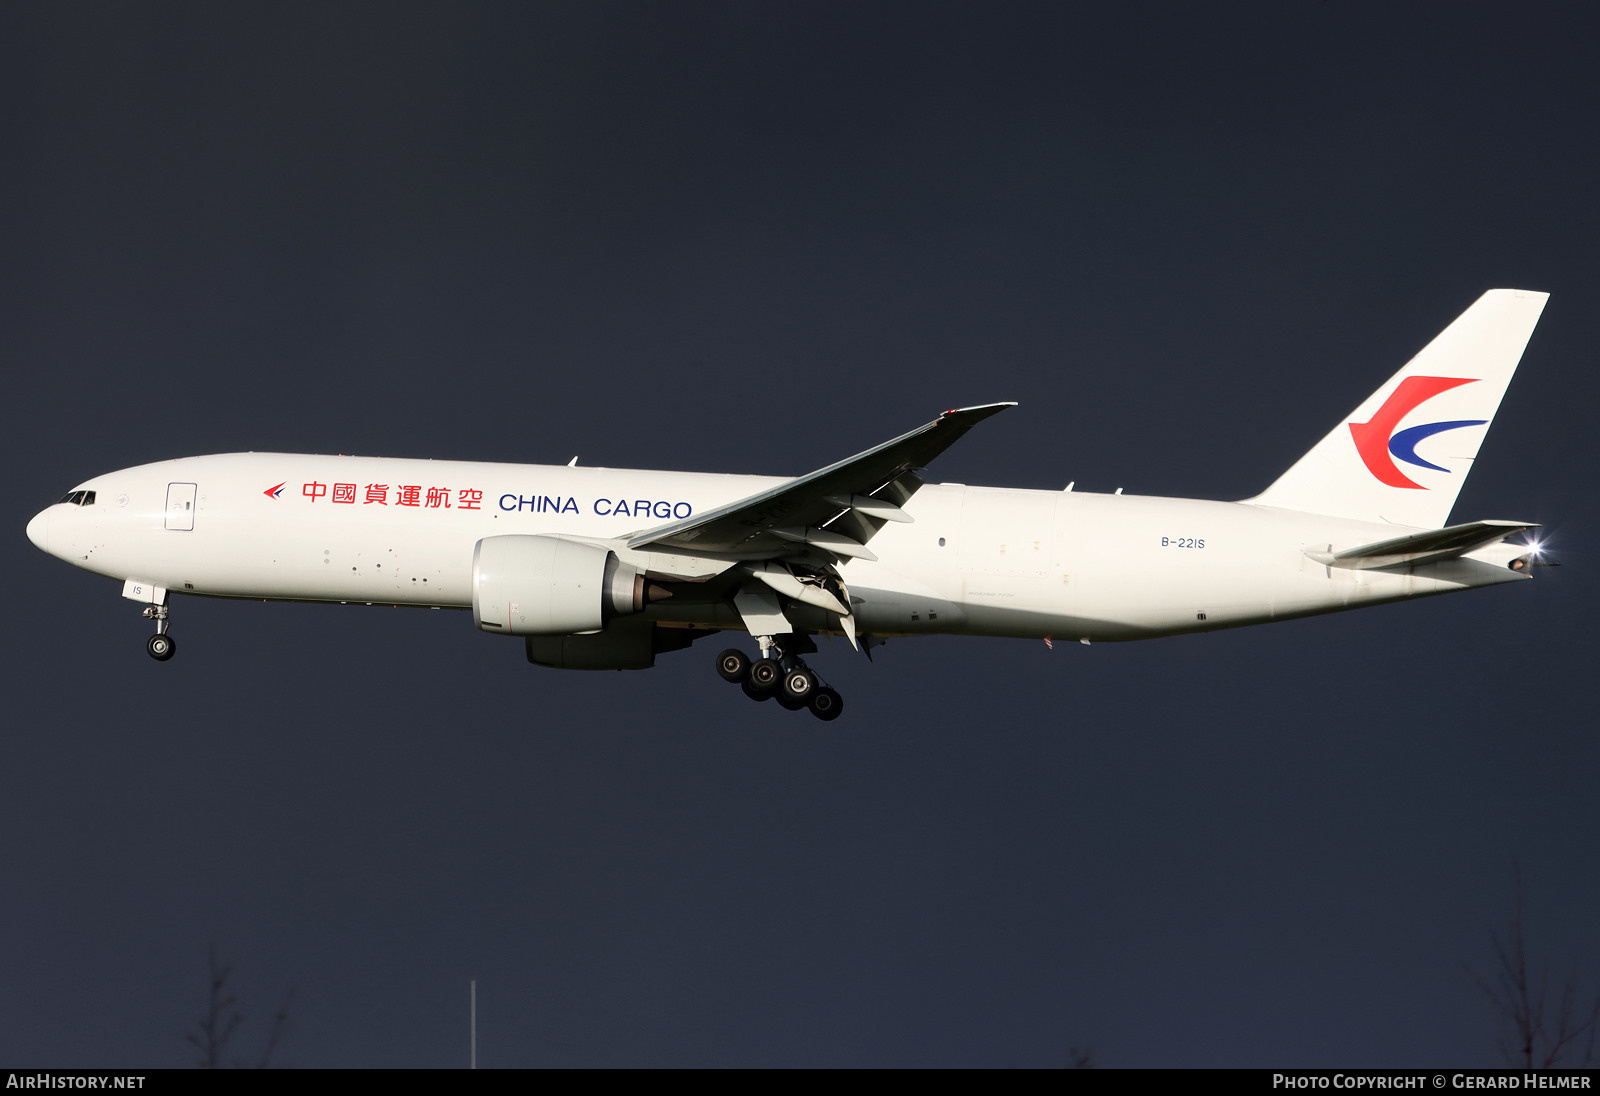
[165,482,197,531]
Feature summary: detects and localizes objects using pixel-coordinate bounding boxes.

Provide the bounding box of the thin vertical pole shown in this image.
[470,979,477,1069]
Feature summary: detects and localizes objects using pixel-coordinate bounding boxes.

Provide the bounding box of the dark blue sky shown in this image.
[4,2,1596,1067]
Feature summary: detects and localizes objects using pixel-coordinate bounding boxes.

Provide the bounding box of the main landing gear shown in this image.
[142,604,176,661]
[715,641,844,721]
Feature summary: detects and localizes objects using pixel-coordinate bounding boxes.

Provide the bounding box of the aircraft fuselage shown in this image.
[26,451,1529,645]
[24,292,1552,717]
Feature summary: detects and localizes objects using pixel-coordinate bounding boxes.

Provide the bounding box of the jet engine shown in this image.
[472,535,651,635]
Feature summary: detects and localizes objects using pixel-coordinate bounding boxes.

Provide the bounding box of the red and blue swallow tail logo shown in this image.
[1348,376,1486,490]
[263,482,286,499]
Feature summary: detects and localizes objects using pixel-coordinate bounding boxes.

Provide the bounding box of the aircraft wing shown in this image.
[1308,519,1538,570]
[627,403,1015,561]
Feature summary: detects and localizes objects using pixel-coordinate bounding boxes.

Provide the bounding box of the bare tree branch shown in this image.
[1469,866,1598,1068]
[186,945,294,1068]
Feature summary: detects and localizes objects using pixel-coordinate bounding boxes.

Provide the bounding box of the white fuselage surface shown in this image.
[26,451,1529,643]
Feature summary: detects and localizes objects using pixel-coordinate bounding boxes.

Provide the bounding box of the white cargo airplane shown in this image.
[27,290,1549,720]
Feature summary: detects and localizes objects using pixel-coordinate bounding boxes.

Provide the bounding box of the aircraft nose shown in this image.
[26,507,50,552]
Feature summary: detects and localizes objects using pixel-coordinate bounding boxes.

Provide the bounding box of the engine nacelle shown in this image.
[472,535,644,635]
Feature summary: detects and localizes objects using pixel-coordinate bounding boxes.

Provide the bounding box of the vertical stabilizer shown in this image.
[1247,289,1548,529]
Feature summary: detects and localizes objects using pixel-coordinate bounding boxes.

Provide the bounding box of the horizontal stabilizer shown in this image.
[1306,519,1536,571]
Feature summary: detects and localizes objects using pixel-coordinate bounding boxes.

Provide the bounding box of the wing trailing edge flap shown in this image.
[626,403,1015,563]
[1306,519,1537,571]
[746,561,850,616]
[736,564,861,651]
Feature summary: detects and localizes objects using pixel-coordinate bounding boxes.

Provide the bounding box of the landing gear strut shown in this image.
[142,604,176,661]
[714,637,844,721]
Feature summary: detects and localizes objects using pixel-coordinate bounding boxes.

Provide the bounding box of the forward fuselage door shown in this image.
[164,482,197,531]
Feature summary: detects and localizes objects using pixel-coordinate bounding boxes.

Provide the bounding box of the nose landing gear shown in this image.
[142,604,176,661]
[714,639,844,721]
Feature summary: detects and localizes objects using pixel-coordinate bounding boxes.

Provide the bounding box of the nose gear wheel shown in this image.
[141,604,176,662]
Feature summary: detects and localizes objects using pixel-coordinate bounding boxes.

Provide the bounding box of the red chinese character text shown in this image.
[425,487,450,509]
[331,483,356,504]
[396,484,422,507]
[303,481,327,502]
[458,488,484,510]
[365,484,388,505]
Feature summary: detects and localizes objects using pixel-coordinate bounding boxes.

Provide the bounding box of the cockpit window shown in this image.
[55,490,95,506]
[81,491,96,506]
